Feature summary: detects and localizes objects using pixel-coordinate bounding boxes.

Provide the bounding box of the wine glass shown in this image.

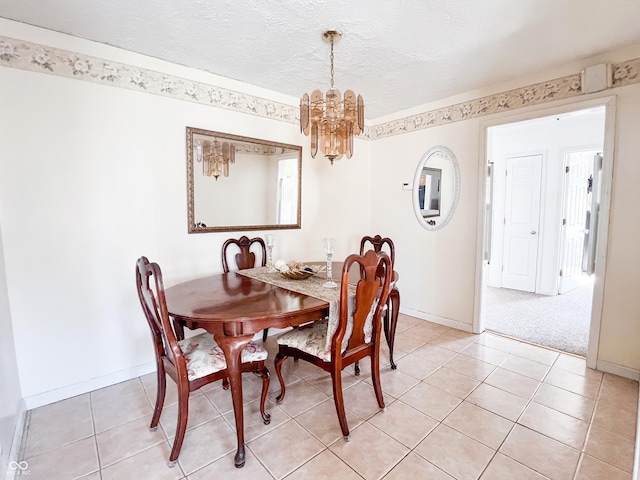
[265,234,276,272]
[322,237,337,289]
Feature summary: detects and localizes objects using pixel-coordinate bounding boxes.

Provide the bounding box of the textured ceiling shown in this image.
[2,0,640,119]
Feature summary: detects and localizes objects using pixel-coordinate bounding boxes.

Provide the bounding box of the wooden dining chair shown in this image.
[359,234,400,371]
[273,250,393,440]
[136,256,271,467]
[221,236,270,342]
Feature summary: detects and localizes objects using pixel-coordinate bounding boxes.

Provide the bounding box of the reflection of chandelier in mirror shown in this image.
[300,29,364,165]
[195,140,235,179]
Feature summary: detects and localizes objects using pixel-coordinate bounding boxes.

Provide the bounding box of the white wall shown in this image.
[0,20,372,404]
[0,222,23,477]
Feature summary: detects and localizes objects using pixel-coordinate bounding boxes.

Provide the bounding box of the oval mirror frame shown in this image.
[412,145,460,231]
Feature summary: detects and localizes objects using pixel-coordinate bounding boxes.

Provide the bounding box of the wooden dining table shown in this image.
[165,270,330,467]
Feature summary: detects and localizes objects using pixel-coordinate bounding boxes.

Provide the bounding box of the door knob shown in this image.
[531,230,537,235]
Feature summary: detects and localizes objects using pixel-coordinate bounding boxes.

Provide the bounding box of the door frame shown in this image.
[473,95,616,369]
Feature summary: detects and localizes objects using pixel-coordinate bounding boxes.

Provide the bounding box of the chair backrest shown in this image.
[136,256,186,374]
[331,249,392,360]
[221,236,267,273]
[359,235,395,266]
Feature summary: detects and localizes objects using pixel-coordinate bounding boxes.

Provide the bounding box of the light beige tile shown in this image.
[96,416,166,467]
[466,384,529,422]
[411,344,457,365]
[584,424,635,473]
[485,367,541,399]
[427,332,478,352]
[415,424,495,480]
[141,372,204,407]
[268,379,328,416]
[591,400,637,439]
[78,473,102,480]
[91,386,153,433]
[511,342,559,366]
[532,383,595,422]
[22,437,100,480]
[189,449,272,480]
[363,367,421,399]
[392,353,441,381]
[160,393,221,438]
[204,375,267,414]
[423,367,481,399]
[544,368,601,399]
[518,402,589,450]
[477,334,520,353]
[223,398,289,443]
[394,314,423,333]
[443,401,514,450]
[444,354,497,382]
[284,450,362,480]
[480,453,548,480]
[499,424,580,480]
[176,417,237,474]
[295,398,363,446]
[602,373,639,391]
[399,382,461,421]
[303,369,362,398]
[575,453,632,480]
[368,400,438,448]
[598,381,639,415]
[340,380,393,420]
[553,354,603,381]
[25,394,94,457]
[250,420,325,479]
[461,343,510,365]
[393,331,428,353]
[101,442,183,480]
[403,323,449,341]
[499,355,550,381]
[330,422,409,480]
[384,452,454,480]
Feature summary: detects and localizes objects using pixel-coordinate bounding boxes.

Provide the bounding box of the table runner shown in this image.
[236,266,359,351]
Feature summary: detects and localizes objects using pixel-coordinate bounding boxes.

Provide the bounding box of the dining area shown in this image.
[137,232,401,470]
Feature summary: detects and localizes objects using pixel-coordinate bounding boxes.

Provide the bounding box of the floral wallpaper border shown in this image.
[1,35,639,141]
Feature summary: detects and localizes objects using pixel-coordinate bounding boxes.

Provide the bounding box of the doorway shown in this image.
[477,103,610,359]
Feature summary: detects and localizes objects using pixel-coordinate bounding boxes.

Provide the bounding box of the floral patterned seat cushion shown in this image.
[276,320,333,361]
[178,332,268,381]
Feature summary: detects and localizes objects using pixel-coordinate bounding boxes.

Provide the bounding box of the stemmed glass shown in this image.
[322,237,337,289]
[265,234,276,272]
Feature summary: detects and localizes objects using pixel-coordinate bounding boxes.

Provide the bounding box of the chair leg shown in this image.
[149,365,166,431]
[354,362,360,376]
[222,378,229,390]
[330,369,350,440]
[262,328,269,342]
[370,347,386,410]
[257,362,271,424]
[274,353,288,403]
[172,318,185,341]
[386,289,400,370]
[168,382,189,467]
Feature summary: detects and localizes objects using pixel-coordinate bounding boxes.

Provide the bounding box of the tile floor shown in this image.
[18,315,639,480]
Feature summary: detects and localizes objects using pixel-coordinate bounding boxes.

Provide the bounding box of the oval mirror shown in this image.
[412,146,460,230]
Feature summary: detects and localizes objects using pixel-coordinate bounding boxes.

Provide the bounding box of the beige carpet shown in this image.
[482,277,593,356]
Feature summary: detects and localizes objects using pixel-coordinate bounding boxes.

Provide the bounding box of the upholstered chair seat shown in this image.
[179,333,268,380]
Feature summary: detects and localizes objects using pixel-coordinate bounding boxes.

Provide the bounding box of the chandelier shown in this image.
[300,30,364,164]
[195,139,235,179]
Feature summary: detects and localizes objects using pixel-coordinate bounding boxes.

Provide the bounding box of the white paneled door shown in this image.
[501,154,542,292]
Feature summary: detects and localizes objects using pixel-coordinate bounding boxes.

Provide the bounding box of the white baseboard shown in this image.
[596,359,640,381]
[400,307,473,333]
[24,362,156,410]
[4,399,26,480]
[634,385,639,480]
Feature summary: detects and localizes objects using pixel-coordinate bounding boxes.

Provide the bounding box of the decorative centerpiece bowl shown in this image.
[274,260,325,280]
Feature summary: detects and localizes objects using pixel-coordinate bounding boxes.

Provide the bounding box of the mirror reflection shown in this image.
[187,127,302,233]
[412,146,460,230]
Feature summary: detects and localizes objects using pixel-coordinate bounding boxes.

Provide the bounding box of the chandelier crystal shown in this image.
[195,139,235,180]
[300,30,364,164]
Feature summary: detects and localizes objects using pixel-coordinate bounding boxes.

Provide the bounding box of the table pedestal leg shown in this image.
[215,334,253,468]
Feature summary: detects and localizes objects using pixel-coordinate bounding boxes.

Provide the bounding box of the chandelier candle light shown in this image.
[300,30,364,164]
[195,139,235,179]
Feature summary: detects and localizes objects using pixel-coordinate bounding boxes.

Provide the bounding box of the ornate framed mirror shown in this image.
[412,146,460,230]
[186,127,302,233]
